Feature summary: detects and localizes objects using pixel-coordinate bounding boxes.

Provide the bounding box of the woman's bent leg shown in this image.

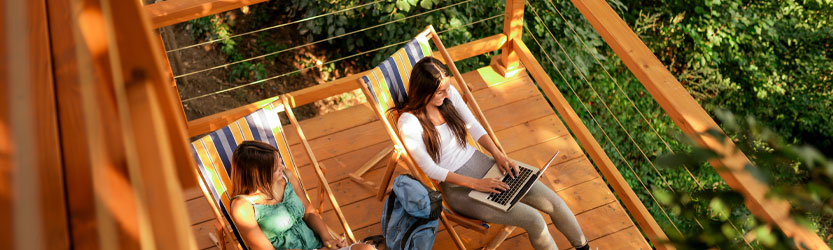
[520,181,587,248]
[442,183,558,250]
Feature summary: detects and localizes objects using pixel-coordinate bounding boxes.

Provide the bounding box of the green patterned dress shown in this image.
[236,175,323,249]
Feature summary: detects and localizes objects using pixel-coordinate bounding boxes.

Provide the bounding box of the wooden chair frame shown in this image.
[356,25,516,250]
[191,98,356,250]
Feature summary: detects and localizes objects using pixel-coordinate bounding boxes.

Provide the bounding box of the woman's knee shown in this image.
[516,210,547,230]
[349,243,376,250]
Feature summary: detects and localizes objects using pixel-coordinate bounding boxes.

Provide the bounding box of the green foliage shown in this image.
[621,0,833,154]
[283,0,505,71]
[655,110,833,249]
[187,14,268,81]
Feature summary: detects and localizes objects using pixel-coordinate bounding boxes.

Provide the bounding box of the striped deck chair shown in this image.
[190,97,355,250]
[355,25,514,250]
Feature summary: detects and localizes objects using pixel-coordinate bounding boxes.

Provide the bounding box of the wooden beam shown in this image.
[433,33,507,65]
[568,0,829,248]
[105,0,200,248]
[29,0,70,248]
[0,1,10,245]
[187,96,281,137]
[188,33,506,137]
[0,0,72,249]
[514,39,672,249]
[495,0,524,76]
[47,0,105,247]
[144,0,269,28]
[66,0,143,248]
[3,0,67,248]
[153,29,195,188]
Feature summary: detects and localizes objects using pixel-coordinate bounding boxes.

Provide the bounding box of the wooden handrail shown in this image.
[514,39,671,249]
[187,33,506,137]
[3,0,69,248]
[144,0,269,28]
[568,0,829,248]
[108,0,200,248]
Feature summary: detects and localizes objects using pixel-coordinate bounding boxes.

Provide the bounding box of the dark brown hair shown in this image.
[231,140,280,199]
[390,57,467,163]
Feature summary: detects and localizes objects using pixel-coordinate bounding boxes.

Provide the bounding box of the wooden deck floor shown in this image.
[182,66,650,250]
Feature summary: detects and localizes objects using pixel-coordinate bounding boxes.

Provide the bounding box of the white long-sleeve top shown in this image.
[397,85,487,182]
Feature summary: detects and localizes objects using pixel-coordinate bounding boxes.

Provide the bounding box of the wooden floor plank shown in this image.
[191,220,219,249]
[442,201,636,250]
[183,186,204,201]
[540,157,600,193]
[496,114,570,153]
[186,195,216,225]
[292,141,392,190]
[585,226,650,249]
[484,94,554,132]
[282,102,378,144]
[472,74,537,111]
[288,121,388,166]
[507,135,585,167]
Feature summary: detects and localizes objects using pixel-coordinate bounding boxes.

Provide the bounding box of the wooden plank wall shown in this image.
[2,0,69,249]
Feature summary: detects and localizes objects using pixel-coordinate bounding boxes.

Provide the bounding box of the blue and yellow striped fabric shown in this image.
[189,103,295,250]
[361,36,433,119]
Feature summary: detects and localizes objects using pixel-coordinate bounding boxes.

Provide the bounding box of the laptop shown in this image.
[468,151,560,212]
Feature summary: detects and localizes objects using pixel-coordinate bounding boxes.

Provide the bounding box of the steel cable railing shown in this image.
[524,24,685,237]
[174,0,475,80]
[526,1,754,247]
[536,2,754,246]
[181,13,504,103]
[526,2,676,193]
[165,0,386,54]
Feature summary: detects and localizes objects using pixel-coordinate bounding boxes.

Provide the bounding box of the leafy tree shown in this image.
[656,109,833,248]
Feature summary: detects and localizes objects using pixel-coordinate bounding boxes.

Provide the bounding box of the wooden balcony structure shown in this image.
[2,0,828,249]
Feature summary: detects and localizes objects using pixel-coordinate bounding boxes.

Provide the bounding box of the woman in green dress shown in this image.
[229,141,376,250]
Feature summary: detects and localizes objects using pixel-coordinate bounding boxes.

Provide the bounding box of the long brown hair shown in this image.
[390,57,467,163]
[231,140,281,199]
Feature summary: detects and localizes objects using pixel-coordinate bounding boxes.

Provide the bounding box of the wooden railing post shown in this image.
[3,0,69,248]
[568,0,829,248]
[494,0,525,77]
[107,0,202,248]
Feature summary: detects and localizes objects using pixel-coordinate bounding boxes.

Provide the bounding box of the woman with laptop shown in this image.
[393,57,589,250]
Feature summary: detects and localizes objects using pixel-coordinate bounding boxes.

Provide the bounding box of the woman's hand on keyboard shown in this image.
[472,177,510,194]
[495,155,520,179]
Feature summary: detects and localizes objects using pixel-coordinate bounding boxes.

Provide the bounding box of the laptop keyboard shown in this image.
[487,167,534,205]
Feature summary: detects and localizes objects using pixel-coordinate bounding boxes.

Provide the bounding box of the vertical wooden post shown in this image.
[153,31,196,189]
[62,0,145,248]
[103,0,200,248]
[494,0,525,77]
[0,4,11,245]
[3,0,70,249]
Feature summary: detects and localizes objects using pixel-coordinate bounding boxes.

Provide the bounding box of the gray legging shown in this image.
[440,151,587,250]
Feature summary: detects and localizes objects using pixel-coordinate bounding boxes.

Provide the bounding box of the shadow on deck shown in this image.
[183,66,650,250]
